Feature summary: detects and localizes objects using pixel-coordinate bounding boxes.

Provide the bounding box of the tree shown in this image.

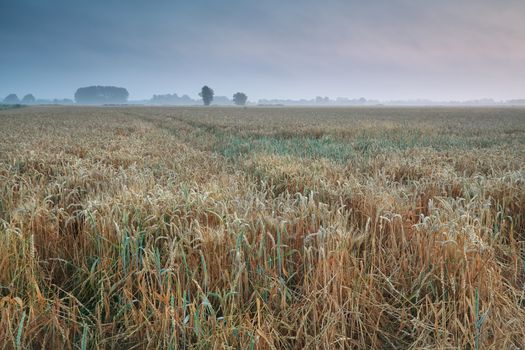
[21,94,36,104]
[150,93,196,105]
[233,92,248,106]
[315,96,329,104]
[199,86,214,106]
[74,86,129,104]
[3,94,19,104]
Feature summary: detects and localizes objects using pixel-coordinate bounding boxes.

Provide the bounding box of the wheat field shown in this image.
[1,106,525,349]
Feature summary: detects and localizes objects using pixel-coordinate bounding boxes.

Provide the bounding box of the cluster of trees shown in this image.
[199,86,248,106]
[74,86,129,104]
[2,93,36,104]
[150,93,194,105]
[4,86,249,106]
[72,85,248,106]
[4,86,523,107]
[257,96,379,106]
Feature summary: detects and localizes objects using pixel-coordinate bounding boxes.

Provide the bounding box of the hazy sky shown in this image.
[1,0,524,101]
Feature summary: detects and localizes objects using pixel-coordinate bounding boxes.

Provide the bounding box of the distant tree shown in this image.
[21,94,36,104]
[233,92,248,106]
[315,96,330,104]
[3,94,19,104]
[199,86,214,106]
[213,96,233,105]
[74,86,129,104]
[151,93,196,105]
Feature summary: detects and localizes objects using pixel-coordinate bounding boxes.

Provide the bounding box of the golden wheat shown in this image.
[0,106,524,349]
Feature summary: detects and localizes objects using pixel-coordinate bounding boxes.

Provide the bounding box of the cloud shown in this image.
[1,0,524,100]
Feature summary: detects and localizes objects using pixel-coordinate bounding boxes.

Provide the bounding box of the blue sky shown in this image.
[1,0,524,100]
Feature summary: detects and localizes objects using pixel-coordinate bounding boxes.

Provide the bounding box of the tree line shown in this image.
[149,85,247,106]
[2,93,36,104]
[3,85,249,106]
[198,86,247,106]
[74,86,129,104]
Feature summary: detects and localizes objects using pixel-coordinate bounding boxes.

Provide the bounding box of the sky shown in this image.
[1,0,524,101]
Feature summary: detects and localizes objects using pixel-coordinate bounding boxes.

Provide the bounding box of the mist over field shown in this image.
[1,1,525,349]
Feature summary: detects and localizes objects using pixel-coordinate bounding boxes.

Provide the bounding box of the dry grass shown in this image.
[1,105,525,349]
